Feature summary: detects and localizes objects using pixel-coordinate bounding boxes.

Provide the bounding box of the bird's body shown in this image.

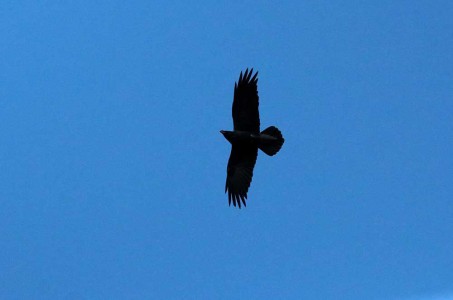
[221,69,284,208]
[220,130,280,146]
[220,130,258,144]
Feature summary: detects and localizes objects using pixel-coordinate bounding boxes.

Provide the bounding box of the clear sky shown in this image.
[1,1,452,299]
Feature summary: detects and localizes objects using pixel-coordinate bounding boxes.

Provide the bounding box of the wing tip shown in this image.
[226,192,248,209]
[226,188,249,209]
[237,68,258,85]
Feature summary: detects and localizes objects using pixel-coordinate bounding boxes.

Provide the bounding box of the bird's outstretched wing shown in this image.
[233,68,260,133]
[225,144,258,208]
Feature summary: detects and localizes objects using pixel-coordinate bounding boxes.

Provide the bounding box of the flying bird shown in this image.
[221,68,284,208]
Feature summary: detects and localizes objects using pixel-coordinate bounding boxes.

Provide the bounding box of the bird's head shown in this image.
[220,130,233,143]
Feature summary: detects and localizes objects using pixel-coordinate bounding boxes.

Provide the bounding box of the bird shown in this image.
[220,68,284,208]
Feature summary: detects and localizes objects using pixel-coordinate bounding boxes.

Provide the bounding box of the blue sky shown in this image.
[1,1,452,299]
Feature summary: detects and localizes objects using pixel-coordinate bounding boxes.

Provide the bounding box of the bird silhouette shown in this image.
[221,69,284,208]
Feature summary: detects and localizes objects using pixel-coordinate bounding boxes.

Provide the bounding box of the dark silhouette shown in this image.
[221,69,284,208]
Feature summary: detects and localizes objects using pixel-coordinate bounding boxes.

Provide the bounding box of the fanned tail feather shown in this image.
[259,126,284,156]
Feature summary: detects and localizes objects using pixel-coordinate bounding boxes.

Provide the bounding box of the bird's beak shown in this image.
[220,130,225,134]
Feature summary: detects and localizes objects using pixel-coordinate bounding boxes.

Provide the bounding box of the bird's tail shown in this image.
[258,126,284,156]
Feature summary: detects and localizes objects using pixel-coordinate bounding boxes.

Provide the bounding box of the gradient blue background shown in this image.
[1,1,452,299]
